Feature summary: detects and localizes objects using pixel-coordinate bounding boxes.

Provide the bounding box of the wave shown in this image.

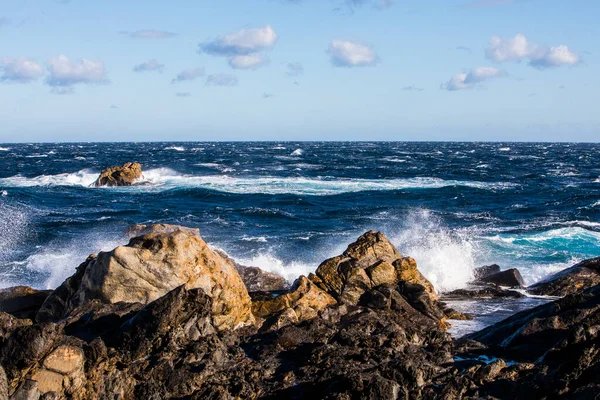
[165,146,185,151]
[0,147,9,151]
[290,148,304,156]
[0,168,517,195]
[481,227,600,285]
[0,169,99,187]
[1,229,127,290]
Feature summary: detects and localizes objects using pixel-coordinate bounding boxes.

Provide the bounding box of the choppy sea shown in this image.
[1,142,599,334]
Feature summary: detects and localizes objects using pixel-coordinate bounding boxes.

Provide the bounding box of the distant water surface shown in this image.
[1,142,599,314]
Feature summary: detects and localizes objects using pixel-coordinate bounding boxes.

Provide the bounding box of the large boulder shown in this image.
[94,162,142,187]
[313,231,437,305]
[528,257,600,296]
[37,230,255,331]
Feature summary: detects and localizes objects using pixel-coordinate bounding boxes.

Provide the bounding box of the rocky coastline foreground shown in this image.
[0,223,598,399]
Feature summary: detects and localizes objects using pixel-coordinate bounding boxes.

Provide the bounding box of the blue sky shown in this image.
[0,0,598,142]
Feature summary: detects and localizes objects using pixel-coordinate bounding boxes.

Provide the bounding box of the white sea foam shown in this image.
[235,253,316,283]
[0,168,517,195]
[17,232,126,289]
[0,147,10,151]
[290,148,304,156]
[499,147,511,152]
[165,146,185,151]
[592,200,600,207]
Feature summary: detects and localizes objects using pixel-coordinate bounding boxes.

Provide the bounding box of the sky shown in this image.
[0,0,599,142]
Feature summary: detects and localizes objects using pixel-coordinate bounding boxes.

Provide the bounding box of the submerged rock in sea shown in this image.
[94,162,142,187]
[528,256,600,296]
[36,229,255,331]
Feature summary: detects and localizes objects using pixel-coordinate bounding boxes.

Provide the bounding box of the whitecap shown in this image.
[165,146,185,151]
[0,147,9,151]
[290,148,304,156]
[0,169,98,187]
[499,147,511,152]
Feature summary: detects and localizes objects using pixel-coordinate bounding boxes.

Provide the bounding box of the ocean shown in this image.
[1,142,599,304]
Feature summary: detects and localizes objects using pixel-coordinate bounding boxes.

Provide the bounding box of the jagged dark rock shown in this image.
[1,228,599,399]
[528,256,600,296]
[476,268,525,288]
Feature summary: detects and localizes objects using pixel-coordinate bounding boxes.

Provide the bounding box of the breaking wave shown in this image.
[0,168,517,196]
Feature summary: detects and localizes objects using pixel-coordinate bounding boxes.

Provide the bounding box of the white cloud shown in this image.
[0,57,44,83]
[200,25,278,56]
[327,40,378,67]
[229,54,267,70]
[171,68,205,83]
[286,62,304,77]
[443,67,504,91]
[486,34,579,68]
[0,17,9,27]
[176,92,191,97]
[133,59,165,73]
[121,30,176,39]
[200,25,277,70]
[46,55,107,87]
[206,73,238,87]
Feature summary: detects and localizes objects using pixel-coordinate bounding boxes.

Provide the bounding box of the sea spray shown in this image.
[390,209,480,292]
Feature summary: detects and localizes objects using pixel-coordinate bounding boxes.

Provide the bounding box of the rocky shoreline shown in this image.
[0,223,598,399]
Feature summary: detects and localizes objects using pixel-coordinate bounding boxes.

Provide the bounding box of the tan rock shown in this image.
[40,230,254,331]
[43,346,84,375]
[366,261,397,287]
[30,369,64,395]
[94,162,142,187]
[314,231,437,304]
[252,276,336,330]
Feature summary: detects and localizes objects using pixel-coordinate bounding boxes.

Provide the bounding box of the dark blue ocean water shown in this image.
[1,142,599,297]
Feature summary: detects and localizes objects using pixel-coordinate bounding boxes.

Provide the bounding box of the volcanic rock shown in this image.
[467,284,600,362]
[473,264,501,280]
[528,256,600,296]
[477,268,525,288]
[94,162,142,187]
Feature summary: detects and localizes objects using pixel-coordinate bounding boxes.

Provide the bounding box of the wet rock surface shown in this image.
[1,228,599,399]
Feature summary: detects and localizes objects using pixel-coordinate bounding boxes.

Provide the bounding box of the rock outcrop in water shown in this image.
[1,226,599,399]
[94,162,142,187]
